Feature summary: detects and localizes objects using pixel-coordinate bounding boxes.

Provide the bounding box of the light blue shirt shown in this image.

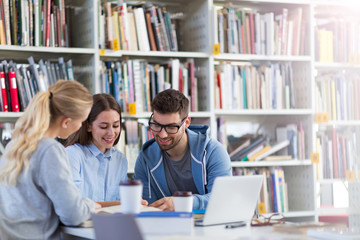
[66,143,128,202]
[0,138,95,240]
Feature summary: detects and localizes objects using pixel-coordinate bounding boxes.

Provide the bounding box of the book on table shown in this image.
[81,205,193,235]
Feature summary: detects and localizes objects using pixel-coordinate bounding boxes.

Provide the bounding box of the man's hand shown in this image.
[149,197,174,211]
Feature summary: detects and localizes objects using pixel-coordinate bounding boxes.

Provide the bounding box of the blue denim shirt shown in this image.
[66,143,128,202]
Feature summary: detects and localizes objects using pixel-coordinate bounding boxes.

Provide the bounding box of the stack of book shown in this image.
[214,62,296,110]
[228,134,290,162]
[0,0,72,47]
[0,56,74,112]
[100,59,198,114]
[99,2,179,52]
[215,5,305,56]
[233,167,289,214]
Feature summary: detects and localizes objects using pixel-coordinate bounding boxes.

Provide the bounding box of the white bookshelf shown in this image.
[2,0,359,223]
[210,0,316,221]
[311,0,360,221]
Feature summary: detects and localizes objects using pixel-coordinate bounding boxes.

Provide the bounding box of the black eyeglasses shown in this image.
[148,113,187,134]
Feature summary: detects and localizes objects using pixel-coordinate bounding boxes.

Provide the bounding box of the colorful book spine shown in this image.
[8,70,19,112]
[0,71,8,112]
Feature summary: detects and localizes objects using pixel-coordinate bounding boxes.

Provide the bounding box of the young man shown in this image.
[134,89,232,211]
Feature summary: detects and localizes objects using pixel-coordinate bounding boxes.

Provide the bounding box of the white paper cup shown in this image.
[119,180,143,214]
[173,191,193,212]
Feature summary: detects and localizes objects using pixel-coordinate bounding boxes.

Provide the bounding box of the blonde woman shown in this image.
[0,80,101,240]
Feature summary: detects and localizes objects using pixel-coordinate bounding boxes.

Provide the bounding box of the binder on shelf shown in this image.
[1,61,12,112]
[8,69,19,112]
[0,65,8,112]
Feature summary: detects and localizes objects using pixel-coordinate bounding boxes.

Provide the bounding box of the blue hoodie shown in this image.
[134,125,232,209]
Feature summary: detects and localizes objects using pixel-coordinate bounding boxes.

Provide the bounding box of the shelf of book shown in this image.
[211,0,316,221]
[231,160,312,168]
[233,165,315,219]
[312,0,360,219]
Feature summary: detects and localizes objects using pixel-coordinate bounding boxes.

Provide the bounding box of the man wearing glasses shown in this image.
[134,89,232,211]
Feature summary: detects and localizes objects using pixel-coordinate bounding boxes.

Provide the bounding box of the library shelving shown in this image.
[0,0,98,120]
[312,0,360,220]
[212,0,315,221]
[1,0,359,222]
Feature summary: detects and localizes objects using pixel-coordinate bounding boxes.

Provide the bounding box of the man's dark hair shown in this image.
[151,89,189,118]
[66,93,122,146]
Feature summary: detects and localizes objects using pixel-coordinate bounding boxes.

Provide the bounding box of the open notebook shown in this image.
[195,175,264,226]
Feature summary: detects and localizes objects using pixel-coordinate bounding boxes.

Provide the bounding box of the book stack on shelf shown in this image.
[99,58,198,114]
[0,56,74,112]
[214,62,295,110]
[315,126,359,180]
[99,2,179,52]
[233,167,289,214]
[315,71,360,121]
[0,0,72,47]
[314,7,360,64]
[214,4,305,56]
[220,120,306,162]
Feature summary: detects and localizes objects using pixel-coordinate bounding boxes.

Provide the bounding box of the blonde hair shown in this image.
[0,80,93,185]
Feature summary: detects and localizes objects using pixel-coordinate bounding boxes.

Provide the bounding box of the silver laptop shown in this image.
[195,175,264,226]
